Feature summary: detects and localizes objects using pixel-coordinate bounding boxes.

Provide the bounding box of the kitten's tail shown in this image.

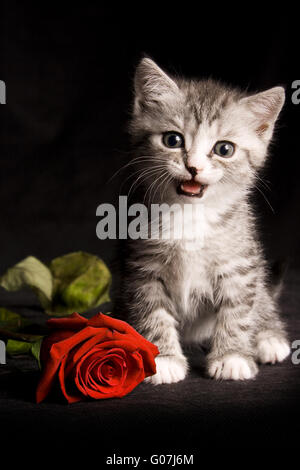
[269,259,289,301]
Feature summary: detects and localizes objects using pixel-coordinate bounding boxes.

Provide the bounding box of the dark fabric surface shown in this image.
[0,268,299,453]
[0,7,299,273]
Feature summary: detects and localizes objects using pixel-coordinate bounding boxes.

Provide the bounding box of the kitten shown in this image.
[115,58,290,383]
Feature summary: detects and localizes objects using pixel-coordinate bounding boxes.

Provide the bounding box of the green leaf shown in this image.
[0,308,32,331]
[48,251,111,316]
[6,338,43,368]
[6,339,32,355]
[31,337,43,369]
[0,252,111,317]
[0,309,40,342]
[0,256,53,309]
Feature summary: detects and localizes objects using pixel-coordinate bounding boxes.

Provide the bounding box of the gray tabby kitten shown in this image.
[116,58,290,384]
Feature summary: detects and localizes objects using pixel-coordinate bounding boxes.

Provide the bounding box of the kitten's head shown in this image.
[129,58,285,207]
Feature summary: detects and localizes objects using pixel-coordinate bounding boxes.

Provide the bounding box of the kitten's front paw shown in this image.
[207,353,258,380]
[145,355,188,385]
[257,336,290,364]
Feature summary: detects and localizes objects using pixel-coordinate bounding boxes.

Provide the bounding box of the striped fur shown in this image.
[115,58,290,383]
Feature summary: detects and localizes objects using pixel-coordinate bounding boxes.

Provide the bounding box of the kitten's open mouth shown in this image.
[177,180,208,198]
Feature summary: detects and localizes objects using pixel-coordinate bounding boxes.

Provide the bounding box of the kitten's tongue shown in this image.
[180,181,202,195]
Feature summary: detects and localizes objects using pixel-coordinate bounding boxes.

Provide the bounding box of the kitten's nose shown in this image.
[186,166,198,178]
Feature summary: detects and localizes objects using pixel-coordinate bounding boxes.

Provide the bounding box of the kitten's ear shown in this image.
[134,58,179,113]
[240,87,285,140]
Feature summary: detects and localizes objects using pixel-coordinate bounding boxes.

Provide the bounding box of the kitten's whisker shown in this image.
[253,171,272,191]
[140,169,170,205]
[127,168,166,201]
[159,173,173,200]
[254,184,275,214]
[146,171,169,205]
[107,156,167,184]
[118,165,168,195]
[143,178,160,206]
[127,169,162,199]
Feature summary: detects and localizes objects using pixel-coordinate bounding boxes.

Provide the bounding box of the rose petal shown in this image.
[118,351,145,396]
[77,349,145,399]
[39,329,75,364]
[36,312,160,403]
[36,326,102,403]
[97,355,125,386]
[104,331,158,376]
[58,354,84,403]
[99,362,119,385]
[88,313,159,355]
[71,330,114,364]
[75,348,128,399]
[46,312,88,330]
[79,348,126,388]
[87,357,122,388]
[58,345,116,401]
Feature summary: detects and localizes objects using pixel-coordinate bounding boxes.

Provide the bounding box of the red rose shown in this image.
[36,312,159,403]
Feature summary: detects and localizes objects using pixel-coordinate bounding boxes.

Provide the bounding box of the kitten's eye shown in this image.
[162,132,184,149]
[213,141,235,158]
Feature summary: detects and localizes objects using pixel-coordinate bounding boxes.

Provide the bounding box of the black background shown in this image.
[0,5,299,272]
[0,3,299,454]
